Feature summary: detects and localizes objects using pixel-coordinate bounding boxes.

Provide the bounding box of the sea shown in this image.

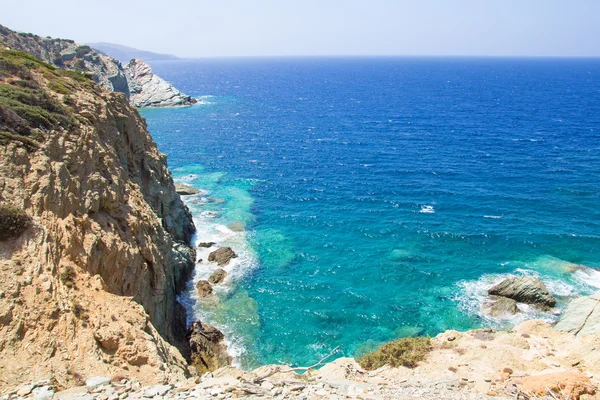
[139,57,600,369]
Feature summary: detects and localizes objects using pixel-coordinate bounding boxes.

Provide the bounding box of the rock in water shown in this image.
[482,296,520,317]
[488,276,556,308]
[198,242,216,248]
[208,269,228,285]
[125,59,198,107]
[555,291,600,336]
[208,247,238,266]
[196,280,213,298]
[174,184,201,195]
[187,321,232,374]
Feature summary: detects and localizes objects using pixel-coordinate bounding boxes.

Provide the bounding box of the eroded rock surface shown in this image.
[488,276,556,308]
[0,45,197,386]
[187,321,232,374]
[555,291,600,336]
[125,59,198,108]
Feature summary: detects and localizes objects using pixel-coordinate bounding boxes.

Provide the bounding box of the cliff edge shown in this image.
[0,25,197,108]
[0,45,199,386]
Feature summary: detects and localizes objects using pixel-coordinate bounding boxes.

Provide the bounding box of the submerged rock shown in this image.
[488,276,556,308]
[196,280,213,298]
[125,59,198,107]
[175,184,201,195]
[555,291,600,336]
[187,321,232,374]
[198,242,216,248]
[482,296,520,318]
[208,269,228,285]
[208,247,238,267]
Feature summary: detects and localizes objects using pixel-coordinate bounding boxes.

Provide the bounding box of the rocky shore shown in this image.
[2,301,598,399]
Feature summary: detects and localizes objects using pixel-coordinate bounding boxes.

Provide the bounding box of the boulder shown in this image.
[174,184,201,196]
[187,321,232,374]
[198,242,216,248]
[482,296,520,318]
[555,291,600,336]
[208,269,228,285]
[196,280,213,298]
[208,247,238,267]
[488,276,556,308]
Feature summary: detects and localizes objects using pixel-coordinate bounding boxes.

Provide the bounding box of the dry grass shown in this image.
[357,336,431,370]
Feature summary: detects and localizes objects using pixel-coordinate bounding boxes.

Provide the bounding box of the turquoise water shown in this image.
[140,57,600,368]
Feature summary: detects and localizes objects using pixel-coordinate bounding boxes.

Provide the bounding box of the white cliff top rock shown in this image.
[125,59,198,108]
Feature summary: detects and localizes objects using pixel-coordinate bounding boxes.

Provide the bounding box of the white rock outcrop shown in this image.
[125,59,198,107]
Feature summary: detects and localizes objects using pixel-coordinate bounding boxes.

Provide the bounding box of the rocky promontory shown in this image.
[0,24,197,109]
[125,59,198,107]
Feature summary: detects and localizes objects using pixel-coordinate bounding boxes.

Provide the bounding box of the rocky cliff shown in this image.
[0,44,201,386]
[0,25,197,109]
[125,59,197,108]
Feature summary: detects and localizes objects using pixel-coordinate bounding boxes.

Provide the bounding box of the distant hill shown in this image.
[89,42,180,63]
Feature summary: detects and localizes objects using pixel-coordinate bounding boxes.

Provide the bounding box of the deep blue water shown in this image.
[140,57,600,368]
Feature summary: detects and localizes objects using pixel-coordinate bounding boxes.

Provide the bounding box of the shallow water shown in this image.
[140,57,600,368]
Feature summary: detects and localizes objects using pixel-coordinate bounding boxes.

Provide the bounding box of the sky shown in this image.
[3,0,600,58]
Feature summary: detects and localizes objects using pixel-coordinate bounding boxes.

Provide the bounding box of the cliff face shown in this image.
[0,25,197,109]
[0,46,197,385]
[125,59,198,108]
[0,25,130,97]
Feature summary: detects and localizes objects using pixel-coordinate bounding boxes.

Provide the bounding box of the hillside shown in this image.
[0,44,228,387]
[0,25,196,108]
[89,42,179,63]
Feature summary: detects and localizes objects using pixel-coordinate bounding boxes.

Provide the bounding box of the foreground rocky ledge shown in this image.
[2,317,598,399]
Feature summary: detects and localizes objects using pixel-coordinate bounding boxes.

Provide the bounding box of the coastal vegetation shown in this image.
[357,336,431,370]
[0,204,30,241]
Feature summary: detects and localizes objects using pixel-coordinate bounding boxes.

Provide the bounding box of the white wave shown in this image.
[419,205,435,214]
[484,215,503,219]
[455,272,560,329]
[176,184,260,364]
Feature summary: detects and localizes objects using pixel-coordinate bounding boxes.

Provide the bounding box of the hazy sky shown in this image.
[3,0,600,57]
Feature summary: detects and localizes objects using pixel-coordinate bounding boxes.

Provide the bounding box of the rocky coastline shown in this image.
[0,24,198,109]
[1,24,599,400]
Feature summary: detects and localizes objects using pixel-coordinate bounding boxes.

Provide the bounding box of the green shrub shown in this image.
[75,45,91,57]
[357,336,431,370]
[0,83,74,131]
[60,266,76,288]
[0,204,31,241]
[48,81,71,94]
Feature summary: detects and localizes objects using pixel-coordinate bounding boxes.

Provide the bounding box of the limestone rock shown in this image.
[518,371,595,400]
[187,321,232,374]
[208,247,238,267]
[0,43,194,387]
[196,280,213,298]
[482,296,520,318]
[86,376,111,389]
[125,59,198,107]
[488,276,555,308]
[208,269,228,285]
[0,24,198,109]
[175,184,201,195]
[0,24,130,97]
[555,291,600,336]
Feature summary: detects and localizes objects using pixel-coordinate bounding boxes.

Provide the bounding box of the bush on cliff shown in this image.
[357,336,431,370]
[0,203,31,241]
